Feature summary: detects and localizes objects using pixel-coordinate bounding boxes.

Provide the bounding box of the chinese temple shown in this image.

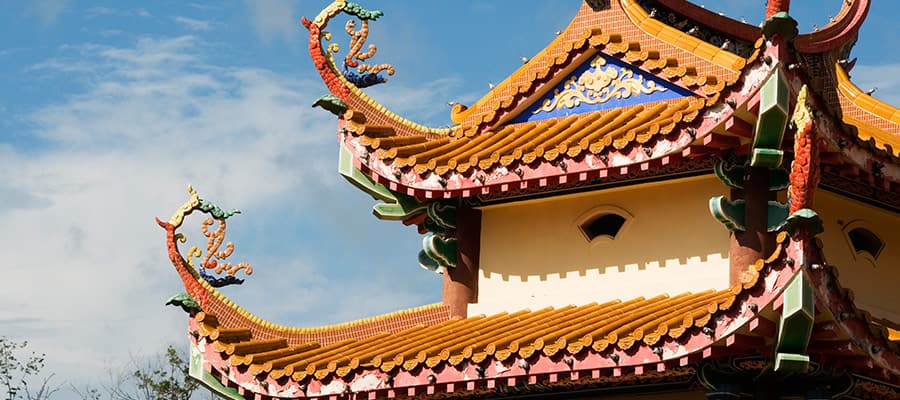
[159,0,900,398]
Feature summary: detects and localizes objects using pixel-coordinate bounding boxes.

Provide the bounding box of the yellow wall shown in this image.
[470,176,730,316]
[817,190,900,321]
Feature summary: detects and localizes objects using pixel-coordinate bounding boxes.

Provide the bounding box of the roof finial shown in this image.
[766,0,790,19]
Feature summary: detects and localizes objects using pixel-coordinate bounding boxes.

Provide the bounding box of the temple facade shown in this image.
[159,0,900,398]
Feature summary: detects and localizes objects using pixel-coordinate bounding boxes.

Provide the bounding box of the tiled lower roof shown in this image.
[346,97,704,176]
[195,286,741,383]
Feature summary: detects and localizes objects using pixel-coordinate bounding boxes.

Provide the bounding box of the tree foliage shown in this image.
[77,345,207,400]
[0,337,57,400]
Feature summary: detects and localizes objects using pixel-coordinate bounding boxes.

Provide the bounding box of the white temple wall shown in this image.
[816,190,900,322]
[470,175,731,316]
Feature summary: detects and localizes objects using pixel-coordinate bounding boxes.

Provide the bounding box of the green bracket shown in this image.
[767,201,789,232]
[761,11,799,41]
[751,69,790,169]
[418,233,458,273]
[774,270,814,374]
[714,160,745,189]
[189,344,246,400]
[339,144,428,220]
[769,169,790,191]
[751,148,784,169]
[312,94,348,116]
[339,145,460,275]
[165,293,201,315]
[783,208,824,237]
[709,196,746,232]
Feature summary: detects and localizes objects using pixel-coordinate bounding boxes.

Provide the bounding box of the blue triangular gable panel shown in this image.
[510,53,693,124]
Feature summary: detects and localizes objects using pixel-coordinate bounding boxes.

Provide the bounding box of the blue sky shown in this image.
[1,0,898,396]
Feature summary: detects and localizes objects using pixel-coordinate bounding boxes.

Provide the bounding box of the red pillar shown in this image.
[730,167,774,285]
[442,206,480,318]
[766,0,790,19]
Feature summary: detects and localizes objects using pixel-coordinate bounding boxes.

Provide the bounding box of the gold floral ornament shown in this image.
[317,1,395,88]
[344,19,394,77]
[172,185,253,288]
[533,56,667,114]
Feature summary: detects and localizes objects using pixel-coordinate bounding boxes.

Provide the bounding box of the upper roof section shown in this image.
[306,0,899,201]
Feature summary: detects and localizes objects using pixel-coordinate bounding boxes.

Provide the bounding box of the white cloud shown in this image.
[173,16,212,32]
[6,34,439,396]
[243,0,298,43]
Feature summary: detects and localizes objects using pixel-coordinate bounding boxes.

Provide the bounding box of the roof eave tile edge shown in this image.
[189,234,803,399]
[619,0,748,74]
[833,63,900,159]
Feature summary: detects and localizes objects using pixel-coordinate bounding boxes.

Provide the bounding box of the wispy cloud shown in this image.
[9,31,441,394]
[85,6,152,19]
[7,34,338,386]
[29,0,69,26]
[243,0,297,43]
[173,16,212,32]
[365,77,480,127]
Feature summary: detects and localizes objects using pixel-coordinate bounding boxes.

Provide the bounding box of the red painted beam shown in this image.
[703,133,742,150]
[725,116,754,139]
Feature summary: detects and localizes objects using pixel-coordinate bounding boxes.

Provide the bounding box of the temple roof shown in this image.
[195,288,741,383]
[160,209,900,397]
[307,0,899,203]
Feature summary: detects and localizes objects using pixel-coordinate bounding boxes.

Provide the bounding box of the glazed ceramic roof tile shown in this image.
[181,231,789,386]
[195,286,744,384]
[346,97,704,176]
[451,0,758,136]
[833,63,900,157]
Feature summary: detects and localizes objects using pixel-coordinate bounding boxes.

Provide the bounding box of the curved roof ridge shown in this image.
[157,187,452,344]
[834,62,900,157]
[654,0,760,43]
[303,2,454,138]
[619,0,749,73]
[794,0,869,53]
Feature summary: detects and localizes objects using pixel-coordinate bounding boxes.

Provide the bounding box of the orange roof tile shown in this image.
[196,287,743,383]
[451,0,757,136]
[346,97,704,176]
[833,63,900,157]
